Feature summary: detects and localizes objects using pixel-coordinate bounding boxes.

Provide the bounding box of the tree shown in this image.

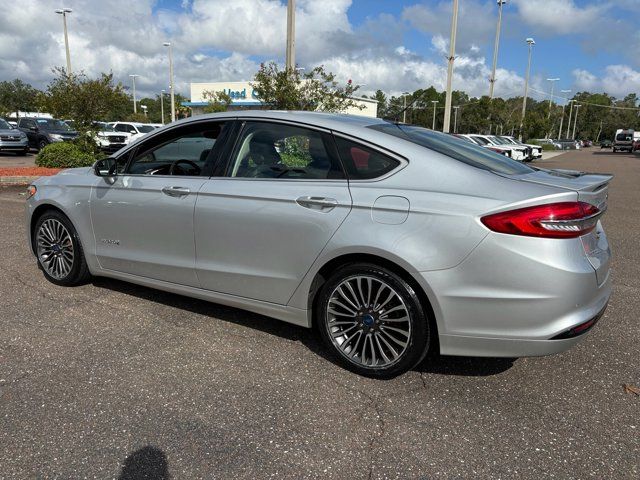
[202,90,232,113]
[251,62,363,112]
[0,79,42,116]
[40,68,130,129]
[374,90,387,118]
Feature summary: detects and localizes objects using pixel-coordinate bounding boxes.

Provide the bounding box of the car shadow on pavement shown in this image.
[92,277,516,378]
[118,445,169,480]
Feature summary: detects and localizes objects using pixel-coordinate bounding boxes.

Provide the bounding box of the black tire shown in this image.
[33,210,91,286]
[19,148,29,156]
[315,262,431,378]
[38,139,48,151]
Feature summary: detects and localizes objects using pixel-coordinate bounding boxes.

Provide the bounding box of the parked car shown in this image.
[600,140,613,149]
[453,134,511,156]
[556,138,581,150]
[25,111,612,378]
[18,117,78,150]
[108,122,156,144]
[0,118,29,155]
[613,129,634,153]
[91,122,129,153]
[498,136,542,161]
[468,134,528,161]
[633,132,640,152]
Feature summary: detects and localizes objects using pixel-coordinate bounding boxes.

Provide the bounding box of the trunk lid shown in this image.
[513,167,613,286]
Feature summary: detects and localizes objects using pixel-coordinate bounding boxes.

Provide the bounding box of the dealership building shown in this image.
[182,81,378,118]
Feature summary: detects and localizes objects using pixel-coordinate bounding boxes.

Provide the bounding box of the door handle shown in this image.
[162,186,191,197]
[296,196,339,211]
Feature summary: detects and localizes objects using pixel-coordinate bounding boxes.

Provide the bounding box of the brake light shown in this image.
[481,202,601,239]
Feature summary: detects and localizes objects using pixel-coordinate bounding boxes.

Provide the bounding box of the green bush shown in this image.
[35,142,97,168]
[541,143,557,151]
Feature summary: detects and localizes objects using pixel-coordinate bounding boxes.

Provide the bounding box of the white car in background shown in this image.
[455,134,512,157]
[500,136,543,160]
[469,134,528,162]
[108,122,156,144]
[92,122,129,153]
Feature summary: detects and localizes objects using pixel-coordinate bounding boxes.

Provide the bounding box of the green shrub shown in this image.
[541,143,557,151]
[35,142,97,168]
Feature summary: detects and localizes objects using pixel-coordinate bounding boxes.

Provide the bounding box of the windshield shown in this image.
[138,125,155,133]
[94,122,114,132]
[0,119,12,129]
[36,119,71,131]
[503,137,518,145]
[367,123,534,175]
[616,133,632,141]
[490,136,511,145]
[470,136,489,145]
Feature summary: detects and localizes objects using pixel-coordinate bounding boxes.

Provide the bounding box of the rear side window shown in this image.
[333,137,400,180]
[368,123,533,175]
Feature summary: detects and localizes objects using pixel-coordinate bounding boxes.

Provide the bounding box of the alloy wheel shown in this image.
[326,275,412,368]
[37,218,75,280]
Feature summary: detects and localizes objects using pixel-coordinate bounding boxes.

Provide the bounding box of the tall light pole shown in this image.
[402,92,410,123]
[431,100,439,130]
[160,89,166,125]
[453,105,460,133]
[572,104,582,140]
[442,0,458,133]
[163,42,176,122]
[489,1,506,99]
[546,78,559,119]
[54,8,73,75]
[566,99,575,139]
[285,0,296,70]
[558,89,571,140]
[518,37,535,141]
[129,74,139,114]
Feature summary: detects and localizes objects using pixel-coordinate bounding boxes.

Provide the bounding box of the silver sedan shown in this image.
[25,111,612,377]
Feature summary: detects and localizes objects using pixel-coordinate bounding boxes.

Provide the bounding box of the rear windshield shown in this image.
[367,123,533,175]
[616,133,632,141]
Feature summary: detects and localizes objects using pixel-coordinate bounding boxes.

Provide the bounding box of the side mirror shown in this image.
[94,157,117,177]
[130,130,137,134]
[29,125,38,132]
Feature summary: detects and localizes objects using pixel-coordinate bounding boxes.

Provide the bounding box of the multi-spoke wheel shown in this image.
[316,263,431,378]
[34,211,90,286]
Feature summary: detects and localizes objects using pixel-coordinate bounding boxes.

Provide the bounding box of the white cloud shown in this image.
[573,65,640,98]
[512,0,608,35]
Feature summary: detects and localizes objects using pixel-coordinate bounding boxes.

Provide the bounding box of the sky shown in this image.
[0,0,639,103]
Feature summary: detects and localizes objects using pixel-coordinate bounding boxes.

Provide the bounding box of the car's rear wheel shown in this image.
[316,263,430,378]
[34,211,90,286]
[38,140,48,151]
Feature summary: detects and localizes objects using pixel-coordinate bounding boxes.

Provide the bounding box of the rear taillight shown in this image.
[481,202,602,239]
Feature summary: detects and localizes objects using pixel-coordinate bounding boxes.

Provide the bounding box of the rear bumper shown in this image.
[420,231,612,358]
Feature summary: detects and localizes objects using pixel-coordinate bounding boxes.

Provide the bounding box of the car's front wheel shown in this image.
[316,263,431,378]
[34,211,91,286]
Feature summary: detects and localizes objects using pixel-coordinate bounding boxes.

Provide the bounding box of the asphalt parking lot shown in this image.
[0,148,638,479]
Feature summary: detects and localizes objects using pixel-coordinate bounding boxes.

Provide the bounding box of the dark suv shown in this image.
[18,117,78,150]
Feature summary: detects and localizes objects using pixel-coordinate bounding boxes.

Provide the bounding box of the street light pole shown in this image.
[489,0,506,99]
[163,42,176,122]
[442,0,458,133]
[285,0,296,70]
[54,8,73,75]
[566,99,575,138]
[518,37,535,141]
[453,105,460,133]
[402,92,409,123]
[572,104,582,140]
[431,100,439,130]
[129,74,139,114]
[546,78,559,119]
[160,89,165,125]
[558,89,571,140]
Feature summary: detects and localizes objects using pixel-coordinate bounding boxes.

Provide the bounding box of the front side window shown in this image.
[229,122,344,180]
[127,123,225,176]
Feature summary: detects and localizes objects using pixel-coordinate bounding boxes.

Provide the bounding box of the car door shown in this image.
[20,119,37,147]
[194,120,352,304]
[90,120,229,286]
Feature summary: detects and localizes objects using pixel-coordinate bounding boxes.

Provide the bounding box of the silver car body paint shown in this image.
[25,111,612,358]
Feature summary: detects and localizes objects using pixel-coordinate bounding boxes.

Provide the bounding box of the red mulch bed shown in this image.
[0,167,62,177]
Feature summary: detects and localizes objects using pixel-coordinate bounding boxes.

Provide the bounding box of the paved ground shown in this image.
[0,151,36,168]
[0,148,638,479]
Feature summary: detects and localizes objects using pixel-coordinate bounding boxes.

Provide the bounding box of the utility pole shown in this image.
[489,1,506,99]
[453,105,460,133]
[431,100,439,130]
[160,89,166,124]
[519,38,535,141]
[442,0,458,133]
[129,74,139,113]
[572,104,582,140]
[163,42,176,122]
[566,99,575,138]
[546,78,559,119]
[402,92,409,123]
[285,0,296,70]
[558,89,571,140]
[55,8,73,75]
